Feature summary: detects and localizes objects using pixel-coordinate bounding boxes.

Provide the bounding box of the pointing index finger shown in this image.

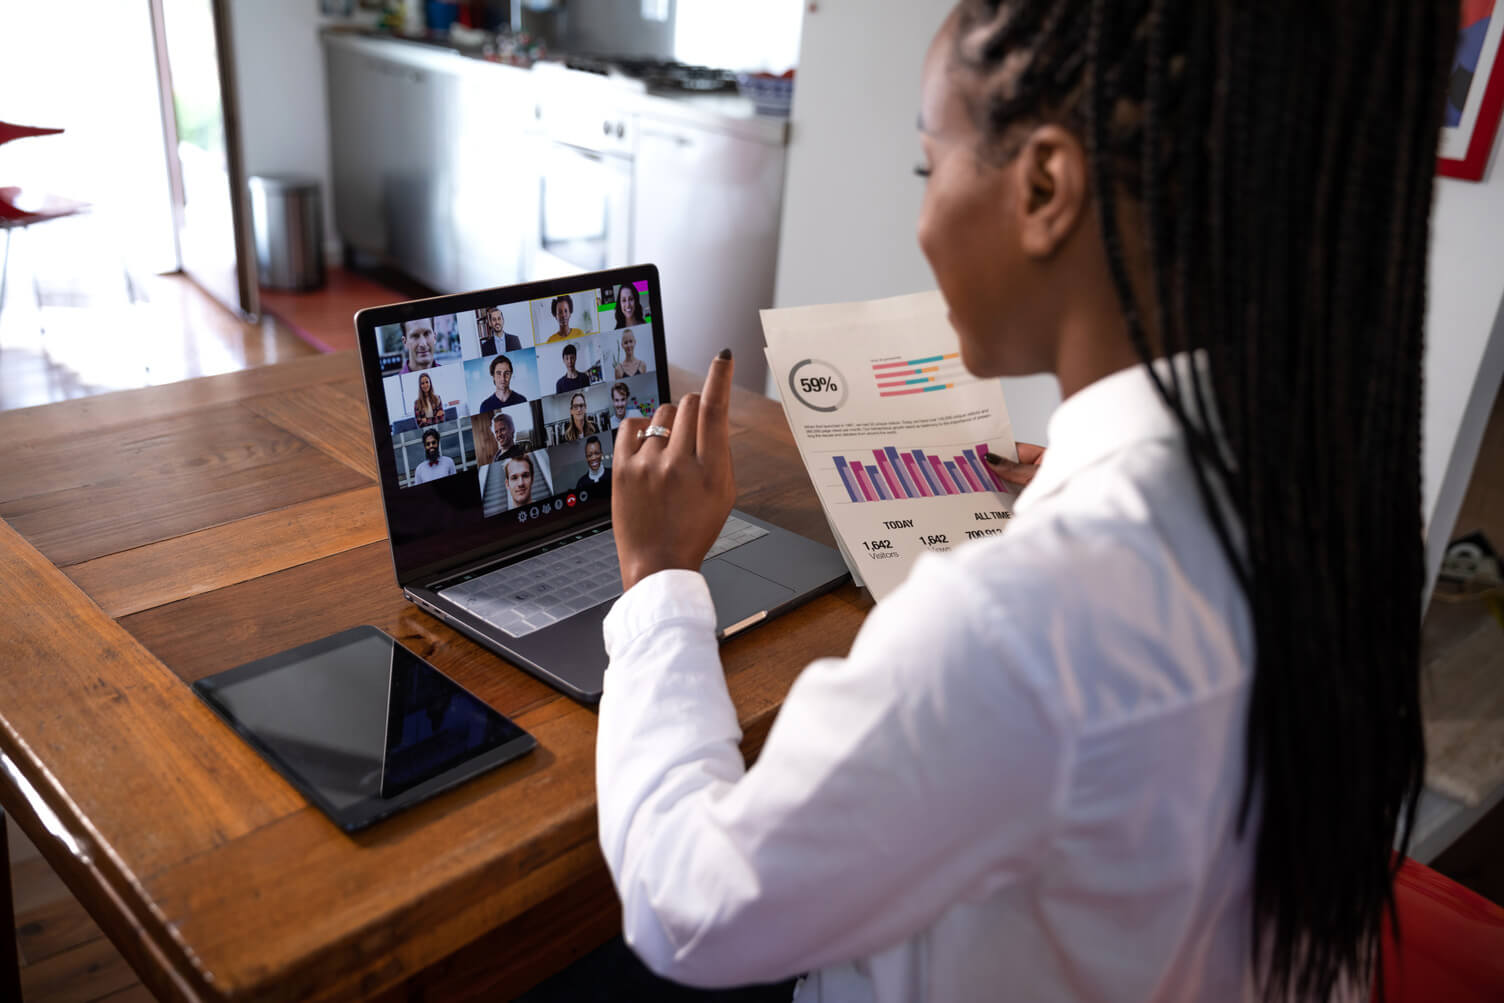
[698,349,734,470]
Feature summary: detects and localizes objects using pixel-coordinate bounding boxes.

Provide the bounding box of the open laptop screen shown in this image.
[355,265,671,585]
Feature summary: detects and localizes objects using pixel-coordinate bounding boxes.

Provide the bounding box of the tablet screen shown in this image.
[193,626,536,831]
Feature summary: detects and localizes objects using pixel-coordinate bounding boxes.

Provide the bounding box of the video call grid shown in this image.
[373,282,661,518]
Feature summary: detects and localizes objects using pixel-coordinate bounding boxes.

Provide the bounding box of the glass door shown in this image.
[151,0,258,319]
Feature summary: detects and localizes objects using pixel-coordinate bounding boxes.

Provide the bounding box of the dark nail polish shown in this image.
[985,452,1005,465]
[717,348,733,360]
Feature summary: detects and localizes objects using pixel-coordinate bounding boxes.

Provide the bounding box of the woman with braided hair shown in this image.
[583,2,1459,1000]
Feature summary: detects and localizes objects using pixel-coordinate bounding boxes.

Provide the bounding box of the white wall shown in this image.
[774,0,1504,589]
[1423,170,1504,590]
[769,0,1061,444]
[227,0,371,263]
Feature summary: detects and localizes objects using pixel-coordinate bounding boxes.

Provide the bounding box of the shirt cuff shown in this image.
[603,569,716,657]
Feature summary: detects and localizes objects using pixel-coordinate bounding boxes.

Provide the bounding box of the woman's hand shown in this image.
[612,350,737,592]
[985,442,1046,490]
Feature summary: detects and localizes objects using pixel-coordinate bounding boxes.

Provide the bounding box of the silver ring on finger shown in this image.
[637,424,672,442]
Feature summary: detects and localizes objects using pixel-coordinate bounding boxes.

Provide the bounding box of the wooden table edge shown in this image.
[0,517,222,1001]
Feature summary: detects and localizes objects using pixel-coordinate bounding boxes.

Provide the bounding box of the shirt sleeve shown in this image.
[596,555,1069,988]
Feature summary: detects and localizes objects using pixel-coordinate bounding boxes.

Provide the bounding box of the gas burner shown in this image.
[566,55,738,94]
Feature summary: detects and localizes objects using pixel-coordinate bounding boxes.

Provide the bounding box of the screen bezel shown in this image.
[191,625,537,833]
[354,264,671,586]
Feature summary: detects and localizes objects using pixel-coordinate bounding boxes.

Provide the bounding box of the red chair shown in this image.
[0,122,62,147]
[0,121,87,319]
[1374,857,1504,1001]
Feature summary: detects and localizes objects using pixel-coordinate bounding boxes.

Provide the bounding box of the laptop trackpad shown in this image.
[702,560,794,634]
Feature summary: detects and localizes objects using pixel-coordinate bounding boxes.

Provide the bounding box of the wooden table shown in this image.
[0,353,871,1002]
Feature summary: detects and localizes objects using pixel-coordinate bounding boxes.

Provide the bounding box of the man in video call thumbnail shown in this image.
[575,435,610,498]
[481,355,527,410]
[491,411,526,461]
[556,343,590,393]
[399,319,439,373]
[479,307,522,355]
[411,428,456,484]
[609,382,631,426]
[505,455,537,510]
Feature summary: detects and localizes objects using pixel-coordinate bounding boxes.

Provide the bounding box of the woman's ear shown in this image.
[1012,124,1090,259]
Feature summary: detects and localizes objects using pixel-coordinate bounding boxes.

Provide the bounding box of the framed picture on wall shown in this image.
[1440,0,1504,181]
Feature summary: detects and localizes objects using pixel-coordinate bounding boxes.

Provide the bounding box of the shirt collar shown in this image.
[1014,357,1196,515]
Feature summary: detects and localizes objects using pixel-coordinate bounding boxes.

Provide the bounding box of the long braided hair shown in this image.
[952,1,1456,997]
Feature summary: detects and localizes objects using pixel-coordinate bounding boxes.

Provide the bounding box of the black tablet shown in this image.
[192,625,536,832]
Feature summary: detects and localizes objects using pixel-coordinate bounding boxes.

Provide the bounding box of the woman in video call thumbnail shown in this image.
[412,372,446,427]
[563,392,599,442]
[613,329,648,379]
[614,283,646,329]
[542,294,586,343]
[480,355,528,410]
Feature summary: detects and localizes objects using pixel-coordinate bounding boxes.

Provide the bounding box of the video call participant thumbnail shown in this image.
[479,306,523,355]
[562,391,599,442]
[400,319,439,373]
[556,343,590,393]
[613,328,648,378]
[490,410,526,462]
[413,372,447,427]
[542,294,586,343]
[411,428,456,484]
[613,283,646,329]
[575,435,610,498]
[609,382,632,428]
[481,354,527,410]
[481,450,555,518]
[504,454,540,510]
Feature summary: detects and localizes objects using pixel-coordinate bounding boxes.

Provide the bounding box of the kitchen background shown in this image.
[0,0,1499,581]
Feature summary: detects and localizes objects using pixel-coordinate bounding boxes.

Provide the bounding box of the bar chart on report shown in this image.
[871,353,972,397]
[826,442,1014,503]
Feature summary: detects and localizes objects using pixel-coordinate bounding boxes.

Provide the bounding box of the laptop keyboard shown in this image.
[441,515,769,638]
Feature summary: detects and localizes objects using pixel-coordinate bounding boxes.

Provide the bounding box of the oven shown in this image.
[527,65,635,279]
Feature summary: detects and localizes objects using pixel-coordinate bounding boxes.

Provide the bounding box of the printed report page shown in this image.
[763,291,1020,600]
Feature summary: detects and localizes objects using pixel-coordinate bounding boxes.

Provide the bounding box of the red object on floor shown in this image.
[1374,858,1504,1002]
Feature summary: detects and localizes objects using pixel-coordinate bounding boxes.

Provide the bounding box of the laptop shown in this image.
[354,264,850,703]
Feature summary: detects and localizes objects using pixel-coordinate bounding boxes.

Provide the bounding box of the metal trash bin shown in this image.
[248,175,325,291]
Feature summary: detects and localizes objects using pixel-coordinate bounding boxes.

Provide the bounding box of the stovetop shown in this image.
[563,54,739,94]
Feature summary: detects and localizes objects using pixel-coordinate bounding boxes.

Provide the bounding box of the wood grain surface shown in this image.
[0,353,873,1002]
[66,486,387,618]
[0,406,370,567]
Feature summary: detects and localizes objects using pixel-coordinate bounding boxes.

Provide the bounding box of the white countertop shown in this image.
[322,28,789,147]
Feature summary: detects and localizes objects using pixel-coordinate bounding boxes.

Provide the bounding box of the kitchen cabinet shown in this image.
[631,111,784,391]
[322,33,538,293]
[322,31,788,391]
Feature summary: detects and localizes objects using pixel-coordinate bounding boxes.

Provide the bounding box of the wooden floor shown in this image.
[2,253,1502,1000]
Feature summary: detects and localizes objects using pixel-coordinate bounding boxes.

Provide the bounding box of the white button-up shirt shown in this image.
[598,362,1260,1001]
